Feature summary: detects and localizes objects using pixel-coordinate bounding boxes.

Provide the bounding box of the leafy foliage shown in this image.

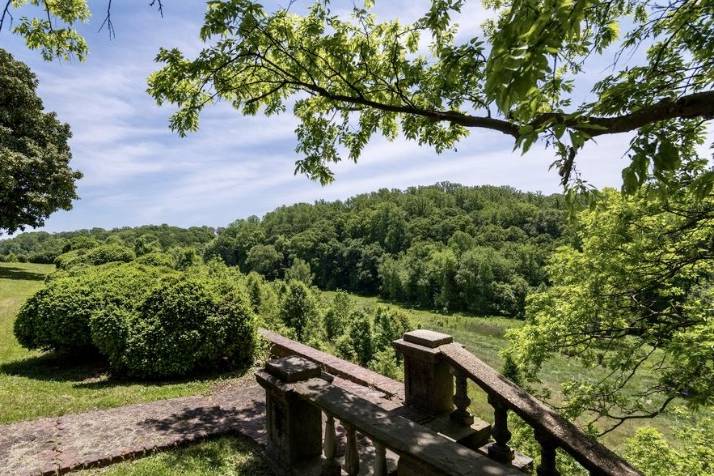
[0,225,216,264]
[345,309,374,366]
[507,167,713,432]
[14,260,256,379]
[0,1,165,61]
[623,411,714,476]
[278,279,319,340]
[91,274,256,379]
[55,243,136,270]
[323,290,352,340]
[15,262,175,353]
[147,0,714,193]
[0,48,81,234]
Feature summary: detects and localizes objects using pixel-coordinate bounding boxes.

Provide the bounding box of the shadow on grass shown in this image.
[116,434,271,476]
[0,266,48,282]
[1,351,251,393]
[0,352,107,383]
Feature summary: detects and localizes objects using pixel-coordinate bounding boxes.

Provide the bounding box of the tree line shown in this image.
[0,224,216,264]
[1,183,569,318]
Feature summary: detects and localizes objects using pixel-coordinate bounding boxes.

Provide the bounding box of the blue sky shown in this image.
[1,1,670,232]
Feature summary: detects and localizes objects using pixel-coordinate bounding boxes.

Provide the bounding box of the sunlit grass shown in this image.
[76,436,270,476]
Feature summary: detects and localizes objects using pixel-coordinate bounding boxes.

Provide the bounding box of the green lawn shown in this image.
[0,262,243,424]
[77,436,270,476]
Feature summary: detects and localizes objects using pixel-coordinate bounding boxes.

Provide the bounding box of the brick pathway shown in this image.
[0,374,266,476]
[0,370,402,476]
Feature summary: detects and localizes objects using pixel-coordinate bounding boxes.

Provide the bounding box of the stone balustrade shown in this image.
[256,355,522,476]
[394,330,642,476]
[258,328,642,476]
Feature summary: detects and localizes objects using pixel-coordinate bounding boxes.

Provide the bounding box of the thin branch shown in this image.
[98,0,115,39]
[0,0,12,32]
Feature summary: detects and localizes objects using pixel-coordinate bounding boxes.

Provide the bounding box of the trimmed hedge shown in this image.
[54,244,135,270]
[15,263,172,352]
[91,275,255,378]
[14,263,257,379]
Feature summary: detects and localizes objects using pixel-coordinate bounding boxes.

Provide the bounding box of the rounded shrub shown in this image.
[55,244,135,270]
[90,275,256,379]
[14,263,175,352]
[134,251,175,268]
[84,244,136,266]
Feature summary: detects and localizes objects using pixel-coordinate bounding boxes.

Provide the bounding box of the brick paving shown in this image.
[0,374,267,476]
[0,369,402,476]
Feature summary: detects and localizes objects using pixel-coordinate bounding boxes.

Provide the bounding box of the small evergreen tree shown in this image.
[373,307,411,354]
[324,291,352,340]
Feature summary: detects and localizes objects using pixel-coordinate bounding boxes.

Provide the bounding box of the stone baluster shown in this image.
[450,368,474,426]
[373,439,387,476]
[344,423,360,476]
[487,394,514,464]
[322,414,340,475]
[534,429,559,476]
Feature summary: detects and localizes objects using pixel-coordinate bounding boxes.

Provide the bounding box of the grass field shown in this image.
[0,262,244,424]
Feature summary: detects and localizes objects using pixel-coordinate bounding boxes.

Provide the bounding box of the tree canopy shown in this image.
[146,0,713,192]
[204,183,569,317]
[0,224,216,263]
[0,48,81,234]
[507,161,713,433]
[0,1,164,60]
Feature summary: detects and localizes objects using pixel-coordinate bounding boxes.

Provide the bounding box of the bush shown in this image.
[170,246,203,270]
[15,263,173,352]
[84,244,135,265]
[91,275,256,379]
[285,258,313,284]
[346,309,374,366]
[55,244,135,270]
[279,280,319,340]
[373,307,411,353]
[134,251,175,268]
[324,291,352,340]
[369,348,401,379]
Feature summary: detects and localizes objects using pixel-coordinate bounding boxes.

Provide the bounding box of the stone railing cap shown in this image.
[265,356,321,382]
[403,329,453,348]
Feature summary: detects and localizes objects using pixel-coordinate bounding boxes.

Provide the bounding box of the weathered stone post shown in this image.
[256,356,324,476]
[393,329,455,414]
[393,330,491,451]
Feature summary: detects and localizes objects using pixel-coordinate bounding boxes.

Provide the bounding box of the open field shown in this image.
[0,262,243,424]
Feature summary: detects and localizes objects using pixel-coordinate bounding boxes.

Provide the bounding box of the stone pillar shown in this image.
[393,330,454,415]
[256,356,324,476]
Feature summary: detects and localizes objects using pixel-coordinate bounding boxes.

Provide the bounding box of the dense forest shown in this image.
[1,184,570,318]
[205,183,570,317]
